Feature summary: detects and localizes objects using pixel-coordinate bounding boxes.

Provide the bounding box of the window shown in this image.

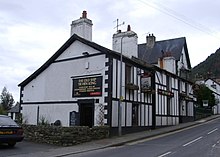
[167,98,171,115]
[166,75,171,90]
[125,64,133,84]
[185,83,188,94]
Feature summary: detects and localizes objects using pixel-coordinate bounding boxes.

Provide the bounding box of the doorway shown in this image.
[132,104,139,126]
[79,101,94,128]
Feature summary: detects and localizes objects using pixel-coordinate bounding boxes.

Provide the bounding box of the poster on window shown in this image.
[73,76,102,97]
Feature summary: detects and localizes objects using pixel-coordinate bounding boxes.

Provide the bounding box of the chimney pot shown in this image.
[146,33,156,48]
[127,25,131,31]
[82,11,87,18]
[71,11,92,40]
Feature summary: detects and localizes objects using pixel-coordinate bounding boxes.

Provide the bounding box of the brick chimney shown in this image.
[112,25,138,58]
[146,34,156,48]
[70,11,93,41]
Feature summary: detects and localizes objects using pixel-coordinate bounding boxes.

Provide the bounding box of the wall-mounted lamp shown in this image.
[82,51,89,56]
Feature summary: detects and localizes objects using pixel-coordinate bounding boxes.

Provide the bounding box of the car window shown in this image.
[0,116,18,126]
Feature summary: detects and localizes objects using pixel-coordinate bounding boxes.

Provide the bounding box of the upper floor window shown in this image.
[125,64,133,84]
[185,83,188,94]
[166,75,172,90]
[181,53,184,64]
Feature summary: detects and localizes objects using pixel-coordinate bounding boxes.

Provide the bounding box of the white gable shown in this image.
[56,40,100,61]
[178,47,189,70]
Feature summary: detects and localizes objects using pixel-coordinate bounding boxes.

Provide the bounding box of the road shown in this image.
[68,118,220,157]
[0,140,59,157]
[1,118,220,157]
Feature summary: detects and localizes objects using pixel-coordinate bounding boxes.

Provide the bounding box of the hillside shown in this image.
[191,48,220,81]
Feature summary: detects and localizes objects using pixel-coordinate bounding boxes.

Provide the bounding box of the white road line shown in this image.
[207,128,218,135]
[158,151,172,157]
[183,136,203,147]
[212,144,216,148]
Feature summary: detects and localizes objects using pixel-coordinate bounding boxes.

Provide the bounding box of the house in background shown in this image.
[18,11,195,135]
[8,103,20,121]
[196,78,220,114]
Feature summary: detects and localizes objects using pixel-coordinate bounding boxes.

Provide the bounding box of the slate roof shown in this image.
[8,103,20,113]
[138,37,191,69]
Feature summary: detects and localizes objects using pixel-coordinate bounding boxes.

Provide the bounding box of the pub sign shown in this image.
[73,76,102,97]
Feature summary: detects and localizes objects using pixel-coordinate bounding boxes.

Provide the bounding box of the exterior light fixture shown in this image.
[82,52,89,56]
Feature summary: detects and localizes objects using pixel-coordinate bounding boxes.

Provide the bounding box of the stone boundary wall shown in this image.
[22,125,109,146]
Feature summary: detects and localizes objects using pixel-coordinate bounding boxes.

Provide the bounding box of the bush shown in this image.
[0,106,7,115]
[38,116,49,126]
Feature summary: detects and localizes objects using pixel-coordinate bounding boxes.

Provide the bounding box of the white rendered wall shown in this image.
[22,104,78,126]
[22,41,106,102]
[21,40,107,126]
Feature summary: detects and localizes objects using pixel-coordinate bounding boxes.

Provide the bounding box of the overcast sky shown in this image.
[0,0,219,103]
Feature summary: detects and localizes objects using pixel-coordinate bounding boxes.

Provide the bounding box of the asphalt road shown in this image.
[0,140,59,157]
[69,118,220,157]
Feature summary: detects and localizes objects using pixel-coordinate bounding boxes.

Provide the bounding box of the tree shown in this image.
[0,87,14,111]
[194,84,216,108]
[0,105,7,115]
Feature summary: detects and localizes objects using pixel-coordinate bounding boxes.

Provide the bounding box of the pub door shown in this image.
[79,102,94,128]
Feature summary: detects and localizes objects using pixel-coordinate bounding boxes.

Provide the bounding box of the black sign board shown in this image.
[69,111,79,126]
[73,76,102,97]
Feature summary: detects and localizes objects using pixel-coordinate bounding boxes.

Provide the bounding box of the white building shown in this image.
[18,11,194,135]
[196,78,220,114]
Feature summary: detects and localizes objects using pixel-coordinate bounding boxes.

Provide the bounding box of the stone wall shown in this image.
[22,125,109,146]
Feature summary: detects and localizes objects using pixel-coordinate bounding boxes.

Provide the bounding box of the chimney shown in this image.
[127,25,131,31]
[158,50,176,74]
[82,10,87,18]
[112,25,138,58]
[70,11,93,41]
[146,34,156,48]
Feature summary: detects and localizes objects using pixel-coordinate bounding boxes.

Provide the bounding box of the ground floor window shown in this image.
[132,104,139,126]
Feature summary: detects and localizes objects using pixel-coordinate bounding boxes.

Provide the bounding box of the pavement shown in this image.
[9,115,220,157]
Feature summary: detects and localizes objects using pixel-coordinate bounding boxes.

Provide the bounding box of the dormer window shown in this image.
[181,53,184,64]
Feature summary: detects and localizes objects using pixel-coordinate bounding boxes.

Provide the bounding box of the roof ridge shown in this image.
[138,36,185,45]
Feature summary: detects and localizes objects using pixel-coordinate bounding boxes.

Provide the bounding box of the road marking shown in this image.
[183,136,203,147]
[207,128,218,135]
[158,151,172,157]
[127,118,220,146]
[212,144,216,148]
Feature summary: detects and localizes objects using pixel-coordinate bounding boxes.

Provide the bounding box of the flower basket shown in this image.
[126,83,139,90]
[141,88,155,94]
